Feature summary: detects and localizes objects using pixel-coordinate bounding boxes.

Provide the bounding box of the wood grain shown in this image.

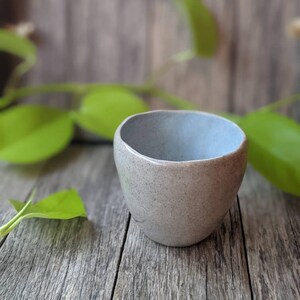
[1,1,300,298]
[238,166,300,299]
[0,146,129,300]
[113,198,252,300]
[8,0,149,108]
[149,0,237,112]
[149,0,300,114]
[0,149,299,299]
[3,0,300,117]
[231,0,300,113]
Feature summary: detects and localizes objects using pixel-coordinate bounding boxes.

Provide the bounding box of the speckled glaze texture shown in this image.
[114,110,247,247]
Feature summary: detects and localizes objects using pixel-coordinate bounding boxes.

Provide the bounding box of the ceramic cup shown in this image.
[114,110,247,247]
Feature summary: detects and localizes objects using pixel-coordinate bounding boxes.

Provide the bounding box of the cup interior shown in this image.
[120,111,245,162]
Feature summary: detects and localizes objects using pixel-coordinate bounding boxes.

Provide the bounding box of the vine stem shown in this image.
[0,81,197,111]
[0,49,195,110]
[0,83,151,109]
[4,58,36,94]
[145,50,195,86]
[147,87,198,110]
[0,190,35,237]
[258,94,300,112]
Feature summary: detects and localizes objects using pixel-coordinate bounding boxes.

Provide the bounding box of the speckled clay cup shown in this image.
[114,110,247,247]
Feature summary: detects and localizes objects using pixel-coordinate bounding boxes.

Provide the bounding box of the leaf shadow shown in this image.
[0,146,85,180]
[20,216,99,254]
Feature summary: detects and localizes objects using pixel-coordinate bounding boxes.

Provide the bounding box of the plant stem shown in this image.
[148,87,198,110]
[0,83,151,109]
[0,49,195,110]
[0,81,198,111]
[4,58,35,93]
[12,83,85,98]
[258,94,300,112]
[145,50,195,86]
[0,190,36,237]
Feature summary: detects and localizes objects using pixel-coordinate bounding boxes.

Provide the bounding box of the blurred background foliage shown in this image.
[0,0,299,196]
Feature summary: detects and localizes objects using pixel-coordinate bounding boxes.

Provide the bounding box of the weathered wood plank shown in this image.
[3,0,300,115]
[238,166,300,299]
[150,0,235,112]
[232,0,300,113]
[150,0,300,114]
[0,146,129,300]
[6,0,150,141]
[113,198,252,299]
[9,0,149,106]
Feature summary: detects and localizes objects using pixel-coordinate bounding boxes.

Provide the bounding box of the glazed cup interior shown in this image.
[120,110,246,162]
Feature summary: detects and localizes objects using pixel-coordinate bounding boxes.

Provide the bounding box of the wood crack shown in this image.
[237,194,254,300]
[0,235,8,249]
[205,260,208,300]
[110,213,131,300]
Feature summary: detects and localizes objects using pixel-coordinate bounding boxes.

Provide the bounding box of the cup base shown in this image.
[137,222,222,247]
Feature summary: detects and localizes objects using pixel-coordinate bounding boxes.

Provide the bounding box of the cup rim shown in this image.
[115,110,247,165]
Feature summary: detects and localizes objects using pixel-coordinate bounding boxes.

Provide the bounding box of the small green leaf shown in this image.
[0,29,36,61]
[0,105,74,164]
[73,87,149,140]
[0,189,86,237]
[9,189,86,219]
[172,0,218,57]
[239,111,300,196]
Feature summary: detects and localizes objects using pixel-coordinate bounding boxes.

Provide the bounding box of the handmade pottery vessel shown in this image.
[114,110,247,247]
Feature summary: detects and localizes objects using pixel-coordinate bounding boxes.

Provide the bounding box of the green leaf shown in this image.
[9,189,86,219]
[0,105,74,164]
[239,111,300,196]
[0,189,86,238]
[0,29,36,61]
[172,0,218,57]
[73,87,149,140]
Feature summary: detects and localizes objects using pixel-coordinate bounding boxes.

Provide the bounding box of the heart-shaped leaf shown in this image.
[73,87,149,140]
[239,111,300,196]
[0,105,74,164]
[172,0,218,57]
[9,189,86,219]
[0,189,86,237]
[0,29,36,61]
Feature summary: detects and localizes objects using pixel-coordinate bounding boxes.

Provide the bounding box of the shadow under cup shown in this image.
[114,110,247,247]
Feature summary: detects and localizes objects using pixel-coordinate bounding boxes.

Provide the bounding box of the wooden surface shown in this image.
[4,0,300,115]
[0,146,299,299]
[8,0,149,110]
[1,1,300,299]
[239,167,300,299]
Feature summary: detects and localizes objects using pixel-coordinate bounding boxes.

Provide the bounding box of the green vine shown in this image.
[0,0,300,197]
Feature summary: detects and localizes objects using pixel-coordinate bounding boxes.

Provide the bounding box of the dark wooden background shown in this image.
[1,0,300,119]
